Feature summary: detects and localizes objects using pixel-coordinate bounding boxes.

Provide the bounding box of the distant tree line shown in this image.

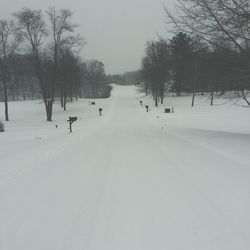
[141,0,250,106]
[0,7,110,122]
[82,60,112,99]
[107,70,143,86]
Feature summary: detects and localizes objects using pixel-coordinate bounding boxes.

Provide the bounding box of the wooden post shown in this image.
[69,121,72,133]
[67,116,77,133]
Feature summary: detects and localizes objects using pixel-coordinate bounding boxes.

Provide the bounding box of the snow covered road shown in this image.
[1,85,250,250]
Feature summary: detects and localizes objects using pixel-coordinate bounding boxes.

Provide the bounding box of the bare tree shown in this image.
[58,49,80,110]
[14,7,82,121]
[0,19,21,121]
[85,60,106,98]
[165,0,250,50]
[141,56,152,96]
[47,7,82,114]
[13,8,52,119]
[141,40,170,106]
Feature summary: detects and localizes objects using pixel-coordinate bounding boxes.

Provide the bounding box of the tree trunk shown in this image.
[45,100,53,122]
[192,91,195,107]
[22,81,26,100]
[192,60,197,107]
[145,82,148,96]
[160,85,164,104]
[161,94,164,104]
[155,91,158,107]
[63,81,67,111]
[3,80,9,121]
[63,97,67,111]
[241,90,250,106]
[210,89,214,106]
[70,84,73,102]
[60,86,64,108]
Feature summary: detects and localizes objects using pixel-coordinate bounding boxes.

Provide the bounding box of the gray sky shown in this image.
[0,0,174,74]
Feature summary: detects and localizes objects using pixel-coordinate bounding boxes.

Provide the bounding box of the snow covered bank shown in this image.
[1,85,250,250]
[137,92,250,134]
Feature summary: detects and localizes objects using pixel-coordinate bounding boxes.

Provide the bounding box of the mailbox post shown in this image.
[99,108,103,116]
[145,105,149,112]
[67,116,77,133]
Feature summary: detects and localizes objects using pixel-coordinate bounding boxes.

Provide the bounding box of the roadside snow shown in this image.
[1,85,250,250]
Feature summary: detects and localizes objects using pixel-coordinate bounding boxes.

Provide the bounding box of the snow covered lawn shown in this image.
[1,85,250,250]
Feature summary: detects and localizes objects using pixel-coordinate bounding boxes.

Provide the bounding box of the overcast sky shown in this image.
[0,0,174,74]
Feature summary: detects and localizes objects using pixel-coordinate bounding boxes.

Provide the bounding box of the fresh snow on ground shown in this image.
[0,85,250,250]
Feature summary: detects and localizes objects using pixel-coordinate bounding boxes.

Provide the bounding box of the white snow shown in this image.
[1,85,250,250]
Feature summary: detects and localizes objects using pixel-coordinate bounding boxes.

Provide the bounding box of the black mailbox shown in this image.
[145,105,149,112]
[68,116,77,132]
[68,116,77,122]
[165,108,171,113]
[99,108,103,116]
[91,102,96,105]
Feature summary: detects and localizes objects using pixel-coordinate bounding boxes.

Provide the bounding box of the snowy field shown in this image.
[0,85,250,250]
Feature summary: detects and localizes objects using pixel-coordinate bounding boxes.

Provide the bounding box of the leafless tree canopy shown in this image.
[0,19,22,121]
[141,39,171,106]
[14,8,47,55]
[165,0,250,53]
[13,7,84,121]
